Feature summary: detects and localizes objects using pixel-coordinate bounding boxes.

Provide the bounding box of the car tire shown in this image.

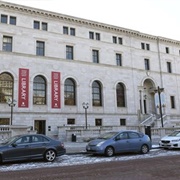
[44,149,56,162]
[141,144,149,154]
[0,155,2,163]
[105,146,114,157]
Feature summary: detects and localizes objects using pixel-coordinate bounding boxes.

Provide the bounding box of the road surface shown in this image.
[0,154,179,180]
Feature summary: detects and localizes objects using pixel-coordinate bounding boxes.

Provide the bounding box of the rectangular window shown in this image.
[120,119,126,126]
[89,32,94,39]
[96,33,100,40]
[70,28,75,36]
[113,36,117,44]
[36,41,45,56]
[1,14,8,23]
[95,119,102,126]
[141,43,145,49]
[10,16,16,25]
[34,21,40,29]
[92,50,99,63]
[118,37,123,45]
[67,119,75,125]
[3,36,12,52]
[42,22,48,31]
[144,59,150,70]
[0,118,9,125]
[116,53,122,66]
[66,45,73,60]
[63,26,68,34]
[146,44,150,50]
[166,47,169,54]
[170,96,175,109]
[167,62,172,73]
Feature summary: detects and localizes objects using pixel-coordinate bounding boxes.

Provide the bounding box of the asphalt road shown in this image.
[0,154,180,180]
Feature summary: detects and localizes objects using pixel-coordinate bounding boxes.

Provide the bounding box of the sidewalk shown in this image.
[64,142,88,154]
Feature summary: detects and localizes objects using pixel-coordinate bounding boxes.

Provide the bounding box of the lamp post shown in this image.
[82,102,89,129]
[154,86,164,128]
[7,98,16,125]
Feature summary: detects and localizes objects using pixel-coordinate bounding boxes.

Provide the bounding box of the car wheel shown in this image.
[105,146,114,157]
[141,144,149,154]
[44,149,56,162]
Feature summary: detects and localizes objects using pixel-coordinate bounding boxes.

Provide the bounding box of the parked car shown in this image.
[159,130,180,149]
[0,134,66,163]
[86,130,151,157]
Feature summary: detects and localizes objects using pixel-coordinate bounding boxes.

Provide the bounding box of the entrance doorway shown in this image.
[140,79,156,115]
[34,120,46,135]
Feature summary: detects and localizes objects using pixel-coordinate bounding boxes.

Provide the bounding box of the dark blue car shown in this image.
[0,134,66,163]
[86,130,151,157]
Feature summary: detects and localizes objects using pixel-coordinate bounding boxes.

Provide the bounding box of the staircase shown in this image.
[140,114,155,127]
[140,114,167,127]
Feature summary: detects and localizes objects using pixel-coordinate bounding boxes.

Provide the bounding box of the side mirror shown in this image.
[115,136,120,141]
[12,143,17,147]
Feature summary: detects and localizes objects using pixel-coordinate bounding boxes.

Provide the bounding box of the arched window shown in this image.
[92,81,102,106]
[64,78,76,105]
[0,72,13,103]
[33,75,46,105]
[116,83,126,107]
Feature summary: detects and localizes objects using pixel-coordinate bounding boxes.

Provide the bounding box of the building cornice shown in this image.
[1,1,180,45]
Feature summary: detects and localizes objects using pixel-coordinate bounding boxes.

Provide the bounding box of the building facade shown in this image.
[0,1,180,136]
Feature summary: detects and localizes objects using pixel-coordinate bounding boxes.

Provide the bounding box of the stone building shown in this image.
[0,1,180,136]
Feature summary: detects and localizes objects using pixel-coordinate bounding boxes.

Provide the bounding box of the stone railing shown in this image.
[0,125,36,143]
[57,125,114,142]
[57,125,180,142]
[0,126,11,142]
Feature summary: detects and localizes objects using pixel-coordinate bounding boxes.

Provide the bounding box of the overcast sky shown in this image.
[2,0,180,41]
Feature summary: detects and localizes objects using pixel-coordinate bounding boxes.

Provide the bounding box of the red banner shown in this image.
[18,68,29,108]
[51,72,61,108]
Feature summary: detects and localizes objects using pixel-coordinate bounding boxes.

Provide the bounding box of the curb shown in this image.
[66,151,87,155]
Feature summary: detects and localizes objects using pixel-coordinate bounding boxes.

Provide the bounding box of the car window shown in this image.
[32,135,49,143]
[98,132,119,139]
[128,132,140,139]
[116,132,128,140]
[1,136,19,145]
[15,136,30,144]
[169,131,180,137]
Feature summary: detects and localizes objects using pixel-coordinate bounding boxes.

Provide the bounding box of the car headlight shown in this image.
[172,139,180,142]
[97,141,105,147]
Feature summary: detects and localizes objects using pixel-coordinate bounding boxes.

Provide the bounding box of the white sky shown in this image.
[1,0,180,41]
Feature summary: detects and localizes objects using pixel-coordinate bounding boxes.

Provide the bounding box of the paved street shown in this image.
[0,153,180,180]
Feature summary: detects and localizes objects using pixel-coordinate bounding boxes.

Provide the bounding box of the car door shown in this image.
[127,132,142,151]
[29,135,49,158]
[113,132,130,153]
[3,136,31,161]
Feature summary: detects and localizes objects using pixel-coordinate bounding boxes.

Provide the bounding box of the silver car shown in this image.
[159,130,180,149]
[86,130,152,157]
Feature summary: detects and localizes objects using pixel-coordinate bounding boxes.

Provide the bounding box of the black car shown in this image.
[0,134,66,163]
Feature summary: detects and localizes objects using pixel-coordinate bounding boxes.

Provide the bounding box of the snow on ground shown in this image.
[0,148,180,172]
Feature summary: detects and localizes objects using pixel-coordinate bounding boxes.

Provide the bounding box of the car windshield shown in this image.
[168,131,180,137]
[1,136,19,145]
[98,132,119,139]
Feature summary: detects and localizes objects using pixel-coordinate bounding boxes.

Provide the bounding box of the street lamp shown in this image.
[154,86,164,128]
[7,98,16,125]
[82,102,89,129]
